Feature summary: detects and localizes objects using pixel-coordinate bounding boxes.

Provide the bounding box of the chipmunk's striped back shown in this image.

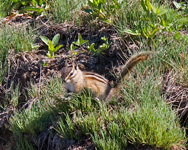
[83,72,108,84]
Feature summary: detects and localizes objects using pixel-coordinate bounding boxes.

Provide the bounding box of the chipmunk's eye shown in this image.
[70,73,73,76]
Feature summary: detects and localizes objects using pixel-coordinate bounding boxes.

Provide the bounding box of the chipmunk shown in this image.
[61,51,152,100]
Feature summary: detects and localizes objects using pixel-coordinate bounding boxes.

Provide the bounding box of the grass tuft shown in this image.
[9,74,186,149]
[0,25,37,83]
[49,0,86,24]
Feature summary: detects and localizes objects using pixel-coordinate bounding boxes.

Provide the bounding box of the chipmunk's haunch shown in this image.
[61,51,152,100]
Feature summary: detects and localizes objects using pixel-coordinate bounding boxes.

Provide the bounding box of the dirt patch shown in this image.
[1,21,134,104]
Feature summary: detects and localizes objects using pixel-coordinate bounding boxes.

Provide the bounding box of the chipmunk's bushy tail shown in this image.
[115,51,153,86]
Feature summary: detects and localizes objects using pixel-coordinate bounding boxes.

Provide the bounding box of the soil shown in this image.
[0,14,187,150]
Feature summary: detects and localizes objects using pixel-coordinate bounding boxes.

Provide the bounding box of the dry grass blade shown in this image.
[163,71,188,125]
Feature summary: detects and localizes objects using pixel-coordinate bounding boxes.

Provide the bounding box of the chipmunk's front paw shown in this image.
[65,92,71,97]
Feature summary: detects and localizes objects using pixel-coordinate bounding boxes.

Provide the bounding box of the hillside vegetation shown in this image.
[0,0,188,149]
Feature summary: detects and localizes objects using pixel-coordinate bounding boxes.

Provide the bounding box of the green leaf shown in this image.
[173,1,182,9]
[151,27,159,36]
[52,33,60,47]
[12,0,19,2]
[39,0,44,6]
[123,29,141,35]
[156,7,159,15]
[73,52,77,55]
[87,43,96,52]
[42,62,48,67]
[93,0,100,5]
[77,33,88,45]
[78,33,82,44]
[146,0,151,11]
[99,43,108,50]
[31,43,39,50]
[142,28,149,38]
[47,51,52,58]
[95,49,102,55]
[161,19,166,27]
[80,40,88,45]
[70,44,77,50]
[54,45,63,52]
[32,0,38,6]
[40,36,49,45]
[48,40,54,52]
[21,1,26,5]
[101,36,107,41]
[19,6,43,14]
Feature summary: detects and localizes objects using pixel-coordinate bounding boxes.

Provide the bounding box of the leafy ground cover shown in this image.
[0,0,188,149]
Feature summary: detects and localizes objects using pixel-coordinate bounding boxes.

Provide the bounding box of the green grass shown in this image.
[2,0,188,149]
[10,105,53,134]
[10,79,60,149]
[0,25,37,83]
[122,104,185,148]
[10,106,53,150]
[10,74,184,150]
[153,30,188,85]
[112,0,188,49]
[121,70,185,148]
[0,0,12,17]
[0,25,36,53]
[49,0,86,23]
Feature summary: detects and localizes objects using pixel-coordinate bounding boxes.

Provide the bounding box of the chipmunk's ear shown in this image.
[72,62,77,70]
[64,59,71,68]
